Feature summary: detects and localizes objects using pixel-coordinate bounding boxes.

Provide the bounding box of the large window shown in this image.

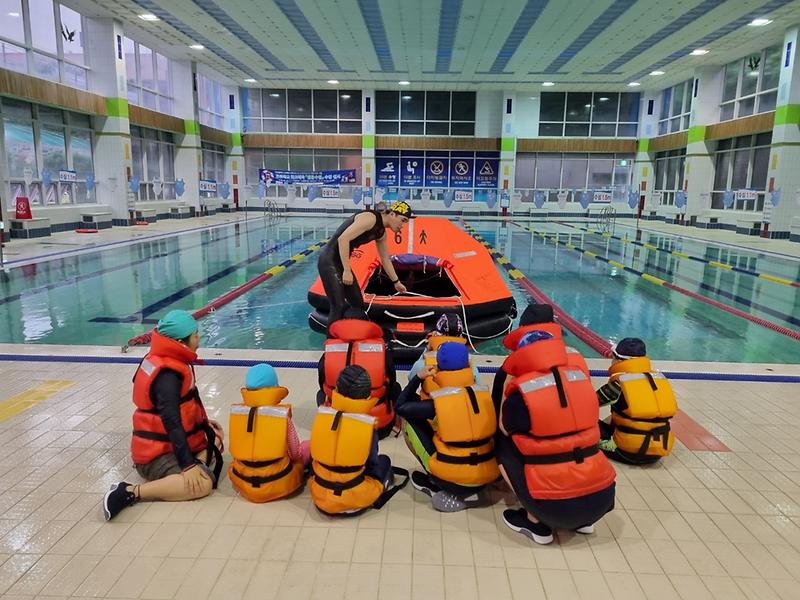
[201,142,226,194]
[711,133,771,212]
[719,46,781,121]
[514,152,633,201]
[243,147,361,189]
[375,91,475,136]
[539,92,639,137]
[2,97,94,205]
[198,74,224,129]
[0,0,88,89]
[653,149,686,206]
[243,89,362,134]
[658,81,692,135]
[125,38,173,113]
[130,126,176,200]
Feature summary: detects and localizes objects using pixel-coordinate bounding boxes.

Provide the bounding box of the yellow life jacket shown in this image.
[427,385,500,487]
[309,405,384,514]
[608,357,678,459]
[228,386,304,503]
[428,335,468,351]
[421,366,475,400]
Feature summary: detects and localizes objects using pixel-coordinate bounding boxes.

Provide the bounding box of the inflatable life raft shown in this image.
[308,217,516,360]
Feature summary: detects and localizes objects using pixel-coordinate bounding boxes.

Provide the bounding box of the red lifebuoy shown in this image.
[75,228,99,233]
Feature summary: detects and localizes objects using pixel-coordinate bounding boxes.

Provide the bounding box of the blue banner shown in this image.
[400,153,424,187]
[259,168,357,186]
[450,157,474,188]
[424,157,449,187]
[675,190,687,208]
[474,158,499,188]
[375,155,399,187]
[723,190,734,208]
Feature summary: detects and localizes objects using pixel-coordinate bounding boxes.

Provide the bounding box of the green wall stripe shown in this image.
[362,134,375,149]
[230,132,242,147]
[105,97,129,118]
[771,141,800,147]
[687,125,706,144]
[500,137,516,152]
[637,138,650,152]
[184,119,200,135]
[774,104,800,126]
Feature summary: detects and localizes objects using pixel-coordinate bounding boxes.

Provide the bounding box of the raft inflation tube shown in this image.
[308,217,516,361]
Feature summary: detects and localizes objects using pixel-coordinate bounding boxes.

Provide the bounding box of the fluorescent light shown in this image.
[327,79,339,84]
[269,93,280,97]
[628,82,641,87]
[189,44,204,50]
[398,80,411,86]
[8,11,20,16]
[650,70,665,76]
[340,94,351,99]
[599,97,609,101]
[690,49,709,56]
[542,81,555,87]
[138,13,159,21]
[749,18,772,26]
[244,78,256,83]
[401,95,412,101]
[584,104,592,108]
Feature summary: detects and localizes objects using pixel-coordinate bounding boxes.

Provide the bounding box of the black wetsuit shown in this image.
[318,210,386,326]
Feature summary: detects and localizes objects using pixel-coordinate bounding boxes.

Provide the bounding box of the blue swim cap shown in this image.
[157,310,198,340]
[517,330,554,350]
[437,341,469,371]
[246,363,278,390]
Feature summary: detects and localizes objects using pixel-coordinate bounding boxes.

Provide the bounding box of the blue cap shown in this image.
[517,330,554,350]
[612,337,646,359]
[157,310,198,340]
[246,363,278,390]
[437,341,469,371]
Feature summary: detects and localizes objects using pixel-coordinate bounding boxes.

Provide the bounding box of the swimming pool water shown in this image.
[1,215,799,363]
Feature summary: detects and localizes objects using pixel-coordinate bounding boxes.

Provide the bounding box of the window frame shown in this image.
[539,92,640,138]
[710,133,771,212]
[719,46,781,122]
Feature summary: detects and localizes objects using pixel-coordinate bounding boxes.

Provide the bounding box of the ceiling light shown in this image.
[398,80,410,86]
[599,97,609,101]
[628,82,641,87]
[542,81,555,87]
[138,13,159,21]
[340,94,351,99]
[650,70,665,76]
[269,93,280,97]
[401,95,412,101]
[327,79,339,85]
[244,78,256,83]
[8,11,20,16]
[584,104,592,108]
[690,49,709,56]
[189,44,204,50]
[749,18,772,26]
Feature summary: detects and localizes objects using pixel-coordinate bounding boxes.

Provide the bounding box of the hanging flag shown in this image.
[534,190,545,208]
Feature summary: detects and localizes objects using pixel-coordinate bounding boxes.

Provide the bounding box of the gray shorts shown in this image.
[135,450,215,482]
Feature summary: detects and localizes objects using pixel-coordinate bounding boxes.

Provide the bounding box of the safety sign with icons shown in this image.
[425,157,449,187]
[450,158,474,188]
[375,156,398,186]
[475,158,499,188]
[401,154,424,187]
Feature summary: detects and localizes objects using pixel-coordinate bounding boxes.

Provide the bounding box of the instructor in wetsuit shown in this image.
[318,200,415,328]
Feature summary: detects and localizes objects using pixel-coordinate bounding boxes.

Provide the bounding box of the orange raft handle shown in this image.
[74,228,98,233]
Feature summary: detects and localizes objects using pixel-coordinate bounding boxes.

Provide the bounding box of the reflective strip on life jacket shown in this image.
[517,368,586,394]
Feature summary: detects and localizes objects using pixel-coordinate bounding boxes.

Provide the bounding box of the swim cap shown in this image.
[519,303,554,326]
[611,337,646,359]
[516,330,554,350]
[437,341,470,371]
[435,313,464,336]
[157,310,198,340]
[246,363,278,390]
[336,365,372,399]
[389,200,415,218]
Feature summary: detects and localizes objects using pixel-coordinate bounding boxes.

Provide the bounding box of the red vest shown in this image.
[322,319,393,430]
[502,323,589,375]
[502,338,615,500]
[131,331,209,464]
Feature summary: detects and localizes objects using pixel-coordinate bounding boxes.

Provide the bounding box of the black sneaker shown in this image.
[103,481,137,521]
[411,471,440,497]
[502,508,553,545]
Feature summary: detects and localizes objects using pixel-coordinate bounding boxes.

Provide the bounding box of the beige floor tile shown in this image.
[378,562,412,600]
[310,562,349,600]
[382,528,412,564]
[411,564,444,599]
[351,528,385,564]
[506,567,546,599]
[139,557,193,600]
[243,560,288,600]
[442,530,475,566]
[539,568,580,599]
[5,554,70,596]
[444,565,478,600]
[635,573,678,600]
[105,556,162,598]
[71,554,132,597]
[701,575,749,600]
[275,560,317,599]
[320,527,357,563]
[344,562,380,599]
[571,571,614,600]
[38,555,100,597]
[207,558,258,600]
[173,557,226,600]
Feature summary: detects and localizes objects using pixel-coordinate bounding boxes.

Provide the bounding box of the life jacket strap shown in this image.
[231,460,294,488]
[435,449,495,466]
[523,444,599,465]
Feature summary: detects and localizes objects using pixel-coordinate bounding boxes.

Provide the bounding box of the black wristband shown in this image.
[390,278,399,284]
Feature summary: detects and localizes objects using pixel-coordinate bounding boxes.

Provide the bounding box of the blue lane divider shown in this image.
[1,353,798,383]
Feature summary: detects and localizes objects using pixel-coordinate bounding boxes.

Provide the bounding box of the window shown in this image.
[711,133,771,211]
[514,152,633,195]
[653,149,686,206]
[242,89,362,134]
[657,81,692,135]
[0,0,88,88]
[375,91,475,136]
[243,148,362,194]
[1,97,95,204]
[198,74,224,129]
[129,126,176,200]
[125,37,174,113]
[201,142,226,197]
[719,46,781,121]
[539,92,639,137]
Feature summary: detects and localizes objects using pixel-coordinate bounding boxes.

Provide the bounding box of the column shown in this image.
[84,17,132,222]
[765,27,800,237]
[634,90,657,217]
[684,66,724,222]
[226,85,243,209]
[500,92,516,208]
[361,88,375,190]
[172,60,202,212]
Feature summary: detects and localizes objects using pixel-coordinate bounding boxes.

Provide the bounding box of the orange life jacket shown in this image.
[502,338,616,500]
[322,319,394,431]
[228,386,304,503]
[608,357,677,459]
[131,331,210,465]
[427,384,500,487]
[502,323,589,378]
[309,390,384,515]
[421,364,475,400]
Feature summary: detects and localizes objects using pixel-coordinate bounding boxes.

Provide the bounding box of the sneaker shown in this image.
[575,524,595,535]
[103,481,137,521]
[431,490,482,513]
[411,471,440,497]
[502,508,553,545]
